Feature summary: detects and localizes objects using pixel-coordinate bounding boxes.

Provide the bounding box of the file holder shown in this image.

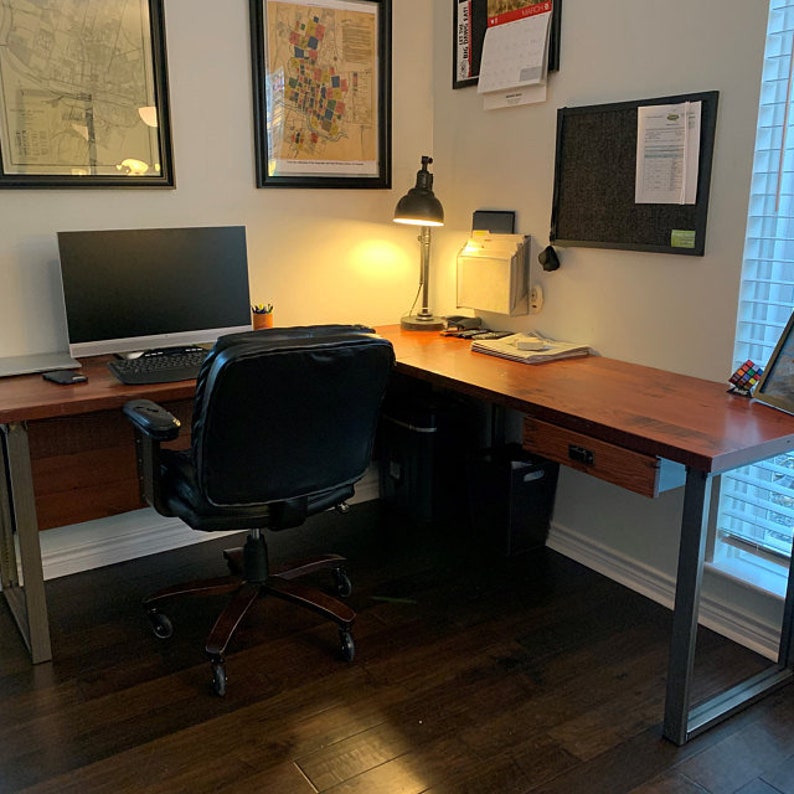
[456,233,530,316]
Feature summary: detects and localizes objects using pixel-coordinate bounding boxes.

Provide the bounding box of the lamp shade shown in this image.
[394,156,444,226]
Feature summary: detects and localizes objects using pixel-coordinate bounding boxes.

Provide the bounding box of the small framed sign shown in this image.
[754,311,794,415]
[453,0,561,90]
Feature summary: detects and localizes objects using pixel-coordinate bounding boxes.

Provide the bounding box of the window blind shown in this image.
[717,0,794,562]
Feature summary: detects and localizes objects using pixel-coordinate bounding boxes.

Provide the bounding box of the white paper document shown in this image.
[635,102,701,204]
[483,82,547,110]
[477,11,551,95]
[471,333,590,364]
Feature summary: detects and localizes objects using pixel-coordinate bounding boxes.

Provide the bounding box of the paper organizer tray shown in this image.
[456,233,530,316]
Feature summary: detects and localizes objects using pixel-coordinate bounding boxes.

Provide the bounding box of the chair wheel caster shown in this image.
[148,609,173,639]
[211,660,227,697]
[334,567,353,598]
[340,630,355,662]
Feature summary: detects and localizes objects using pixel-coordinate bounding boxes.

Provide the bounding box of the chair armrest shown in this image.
[123,399,181,441]
[123,399,182,517]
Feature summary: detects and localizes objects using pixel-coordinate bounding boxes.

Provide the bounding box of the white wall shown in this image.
[0,0,435,357]
[430,0,762,380]
[430,0,783,655]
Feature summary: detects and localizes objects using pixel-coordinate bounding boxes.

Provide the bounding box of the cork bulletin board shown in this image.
[549,91,719,256]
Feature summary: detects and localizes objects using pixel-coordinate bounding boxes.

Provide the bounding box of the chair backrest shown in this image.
[190,325,394,507]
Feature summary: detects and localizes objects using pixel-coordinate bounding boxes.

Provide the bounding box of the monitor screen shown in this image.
[57,226,252,358]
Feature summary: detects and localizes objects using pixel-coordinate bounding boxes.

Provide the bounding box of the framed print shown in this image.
[249,0,392,188]
[754,311,794,416]
[453,0,561,90]
[0,0,174,188]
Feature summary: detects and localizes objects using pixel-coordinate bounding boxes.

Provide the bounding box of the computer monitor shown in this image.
[57,226,252,358]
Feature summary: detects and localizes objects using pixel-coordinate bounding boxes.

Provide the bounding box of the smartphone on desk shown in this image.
[42,370,88,385]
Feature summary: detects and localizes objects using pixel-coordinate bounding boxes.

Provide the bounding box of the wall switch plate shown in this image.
[529,284,543,313]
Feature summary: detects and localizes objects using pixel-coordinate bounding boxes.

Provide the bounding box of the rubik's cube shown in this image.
[728,360,763,395]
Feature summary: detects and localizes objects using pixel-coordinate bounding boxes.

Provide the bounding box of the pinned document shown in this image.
[635,102,702,205]
[456,233,530,316]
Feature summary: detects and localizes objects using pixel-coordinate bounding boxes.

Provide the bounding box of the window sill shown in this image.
[706,552,787,600]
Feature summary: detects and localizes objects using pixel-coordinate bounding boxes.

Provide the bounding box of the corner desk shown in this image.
[2,325,794,745]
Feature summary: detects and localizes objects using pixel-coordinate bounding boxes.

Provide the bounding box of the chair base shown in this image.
[143,535,356,696]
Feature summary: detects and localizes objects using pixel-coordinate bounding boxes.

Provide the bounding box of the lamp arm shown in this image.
[417,226,433,319]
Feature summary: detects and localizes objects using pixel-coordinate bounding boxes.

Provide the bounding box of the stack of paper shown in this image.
[471,333,590,364]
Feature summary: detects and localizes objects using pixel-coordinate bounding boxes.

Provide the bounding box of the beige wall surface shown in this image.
[0,0,435,357]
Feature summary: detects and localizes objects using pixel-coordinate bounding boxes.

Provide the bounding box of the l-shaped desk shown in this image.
[1,325,794,745]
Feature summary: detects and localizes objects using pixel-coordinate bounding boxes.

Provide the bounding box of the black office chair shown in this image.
[123,325,394,695]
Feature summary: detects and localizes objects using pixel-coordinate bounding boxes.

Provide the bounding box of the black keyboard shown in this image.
[108,347,208,385]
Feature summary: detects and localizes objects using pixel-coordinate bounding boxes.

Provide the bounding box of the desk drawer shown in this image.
[522,417,684,498]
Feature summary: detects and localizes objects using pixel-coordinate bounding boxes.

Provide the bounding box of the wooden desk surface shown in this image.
[377,325,794,474]
[2,326,794,478]
[0,357,196,530]
[0,355,194,424]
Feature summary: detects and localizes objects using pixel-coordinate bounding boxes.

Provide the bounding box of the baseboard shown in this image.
[36,465,381,581]
[547,521,781,661]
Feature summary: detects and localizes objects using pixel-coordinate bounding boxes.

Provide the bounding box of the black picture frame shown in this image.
[0,0,174,189]
[753,311,794,416]
[453,0,561,90]
[249,0,392,189]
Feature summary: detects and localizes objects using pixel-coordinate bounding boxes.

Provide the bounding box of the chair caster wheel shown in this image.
[334,567,353,598]
[148,609,173,639]
[340,630,355,662]
[211,661,227,697]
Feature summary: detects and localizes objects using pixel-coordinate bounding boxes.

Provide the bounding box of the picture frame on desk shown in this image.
[753,311,794,416]
[0,0,174,188]
[248,0,392,189]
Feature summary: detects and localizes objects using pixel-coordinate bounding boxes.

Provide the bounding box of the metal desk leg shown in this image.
[664,468,711,744]
[664,467,794,744]
[0,423,52,664]
[0,433,18,592]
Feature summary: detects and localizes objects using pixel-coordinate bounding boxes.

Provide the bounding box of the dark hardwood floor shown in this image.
[1,500,793,793]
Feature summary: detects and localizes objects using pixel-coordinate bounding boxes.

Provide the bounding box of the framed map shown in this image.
[0,0,173,188]
[249,0,391,188]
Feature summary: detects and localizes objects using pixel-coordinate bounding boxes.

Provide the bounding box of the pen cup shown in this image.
[253,312,273,330]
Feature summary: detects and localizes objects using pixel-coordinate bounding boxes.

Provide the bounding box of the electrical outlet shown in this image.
[529,284,543,313]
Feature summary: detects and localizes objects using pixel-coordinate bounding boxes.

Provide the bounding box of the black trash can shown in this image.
[467,443,559,555]
[378,392,476,524]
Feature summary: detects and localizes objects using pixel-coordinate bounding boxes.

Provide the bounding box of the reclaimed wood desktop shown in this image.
[1,326,794,745]
[0,355,195,668]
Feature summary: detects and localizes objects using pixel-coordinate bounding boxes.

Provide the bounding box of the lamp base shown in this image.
[401,313,445,331]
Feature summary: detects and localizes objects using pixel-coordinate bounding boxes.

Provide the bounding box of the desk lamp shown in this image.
[394,155,445,330]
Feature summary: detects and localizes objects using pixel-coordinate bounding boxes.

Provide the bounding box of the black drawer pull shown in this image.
[568,444,594,465]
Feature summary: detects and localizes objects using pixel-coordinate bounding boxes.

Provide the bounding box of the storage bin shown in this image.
[467,443,559,555]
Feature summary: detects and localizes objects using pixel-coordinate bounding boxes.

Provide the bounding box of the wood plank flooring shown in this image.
[1,501,793,793]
